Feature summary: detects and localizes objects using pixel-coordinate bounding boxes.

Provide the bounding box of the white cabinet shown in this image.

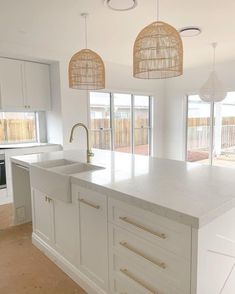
[0,58,25,109]
[0,57,51,111]
[53,199,78,265]
[76,186,109,291]
[32,189,54,244]
[24,62,51,110]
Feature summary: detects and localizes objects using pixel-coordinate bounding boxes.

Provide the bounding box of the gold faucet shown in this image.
[69,123,94,163]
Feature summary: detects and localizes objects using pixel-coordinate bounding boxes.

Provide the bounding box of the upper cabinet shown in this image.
[24,62,51,111]
[0,58,25,109]
[0,58,51,111]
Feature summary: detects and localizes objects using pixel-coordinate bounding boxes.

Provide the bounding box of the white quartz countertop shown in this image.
[0,143,60,149]
[11,149,235,228]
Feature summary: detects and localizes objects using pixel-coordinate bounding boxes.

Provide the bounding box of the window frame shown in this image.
[89,91,153,156]
[185,93,235,166]
[0,111,40,145]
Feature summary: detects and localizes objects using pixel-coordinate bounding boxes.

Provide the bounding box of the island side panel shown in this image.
[196,207,235,294]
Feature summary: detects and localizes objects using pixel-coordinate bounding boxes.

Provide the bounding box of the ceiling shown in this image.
[0,0,235,69]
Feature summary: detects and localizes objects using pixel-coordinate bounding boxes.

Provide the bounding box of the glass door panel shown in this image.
[90,92,111,150]
[187,95,211,164]
[113,93,132,153]
[213,93,235,167]
[133,95,150,155]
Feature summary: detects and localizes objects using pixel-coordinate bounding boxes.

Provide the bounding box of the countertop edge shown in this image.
[70,176,200,229]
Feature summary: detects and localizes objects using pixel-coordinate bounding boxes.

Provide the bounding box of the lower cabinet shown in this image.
[32,189,54,244]
[32,186,109,293]
[53,199,78,264]
[32,188,78,265]
[74,185,109,291]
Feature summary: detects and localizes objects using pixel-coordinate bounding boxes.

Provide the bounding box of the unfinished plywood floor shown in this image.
[0,214,86,294]
[0,203,13,230]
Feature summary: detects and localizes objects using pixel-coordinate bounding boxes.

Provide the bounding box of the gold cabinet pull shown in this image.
[79,198,100,209]
[120,242,166,269]
[120,268,157,294]
[119,217,166,239]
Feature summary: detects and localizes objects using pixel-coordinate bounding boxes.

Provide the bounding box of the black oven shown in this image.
[0,154,6,189]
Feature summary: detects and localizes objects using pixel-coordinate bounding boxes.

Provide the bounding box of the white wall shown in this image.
[0,36,165,155]
[163,60,235,160]
[59,57,164,155]
[47,62,63,145]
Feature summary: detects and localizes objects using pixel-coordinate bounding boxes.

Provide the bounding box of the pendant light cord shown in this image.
[212,42,217,72]
[156,0,159,21]
[85,14,88,49]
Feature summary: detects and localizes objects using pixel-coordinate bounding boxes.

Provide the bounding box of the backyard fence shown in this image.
[91,118,148,149]
[187,117,235,151]
[0,119,36,143]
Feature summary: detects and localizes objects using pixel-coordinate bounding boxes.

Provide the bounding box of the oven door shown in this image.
[0,157,6,189]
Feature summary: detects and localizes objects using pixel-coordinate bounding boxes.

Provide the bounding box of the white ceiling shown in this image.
[0,0,235,69]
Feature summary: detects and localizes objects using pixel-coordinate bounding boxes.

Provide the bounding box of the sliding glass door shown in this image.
[133,95,151,155]
[186,95,211,164]
[113,93,132,153]
[90,92,112,150]
[213,93,235,167]
[186,93,235,167]
[89,92,152,156]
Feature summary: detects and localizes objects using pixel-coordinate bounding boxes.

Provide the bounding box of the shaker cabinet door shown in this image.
[0,58,25,110]
[32,189,54,244]
[77,187,109,291]
[24,62,51,111]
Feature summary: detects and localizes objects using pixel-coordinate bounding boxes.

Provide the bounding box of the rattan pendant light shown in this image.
[133,0,183,79]
[69,13,105,90]
[199,43,227,102]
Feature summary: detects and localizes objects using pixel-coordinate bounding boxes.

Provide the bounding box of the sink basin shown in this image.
[30,160,104,203]
[51,162,103,175]
[35,159,75,168]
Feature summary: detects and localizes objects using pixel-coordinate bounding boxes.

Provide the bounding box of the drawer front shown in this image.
[109,224,190,293]
[110,253,187,294]
[110,271,154,294]
[108,198,191,259]
[72,185,107,214]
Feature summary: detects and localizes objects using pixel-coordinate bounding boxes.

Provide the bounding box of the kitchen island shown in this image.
[11,149,235,294]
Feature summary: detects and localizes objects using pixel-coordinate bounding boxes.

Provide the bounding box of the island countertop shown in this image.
[11,149,235,228]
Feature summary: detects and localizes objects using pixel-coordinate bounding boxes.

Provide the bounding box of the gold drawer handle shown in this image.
[119,217,167,240]
[120,268,157,294]
[120,241,166,269]
[79,198,100,209]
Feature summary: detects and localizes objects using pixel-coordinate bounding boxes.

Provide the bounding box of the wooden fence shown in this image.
[91,118,148,149]
[0,119,36,143]
[188,117,235,150]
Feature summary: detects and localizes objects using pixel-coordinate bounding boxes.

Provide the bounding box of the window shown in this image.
[186,93,235,167]
[89,92,152,156]
[0,112,38,144]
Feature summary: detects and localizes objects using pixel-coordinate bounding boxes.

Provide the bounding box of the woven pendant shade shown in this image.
[69,48,105,90]
[133,21,183,79]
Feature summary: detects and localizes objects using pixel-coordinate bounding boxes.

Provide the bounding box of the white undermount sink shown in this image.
[30,159,103,203]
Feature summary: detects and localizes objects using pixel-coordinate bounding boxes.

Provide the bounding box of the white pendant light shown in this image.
[199,43,227,102]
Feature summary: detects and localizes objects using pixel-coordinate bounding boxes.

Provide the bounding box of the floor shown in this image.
[0,204,86,294]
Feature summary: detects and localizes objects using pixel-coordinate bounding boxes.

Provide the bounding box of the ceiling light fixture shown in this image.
[104,0,138,11]
[199,43,227,102]
[133,0,183,79]
[179,26,201,37]
[68,13,105,90]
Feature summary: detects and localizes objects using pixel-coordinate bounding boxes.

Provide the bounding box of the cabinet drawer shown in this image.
[110,253,186,294]
[109,224,190,293]
[72,185,107,214]
[108,198,191,259]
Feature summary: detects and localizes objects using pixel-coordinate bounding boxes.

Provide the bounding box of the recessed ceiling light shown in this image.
[179,26,201,37]
[104,0,138,11]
